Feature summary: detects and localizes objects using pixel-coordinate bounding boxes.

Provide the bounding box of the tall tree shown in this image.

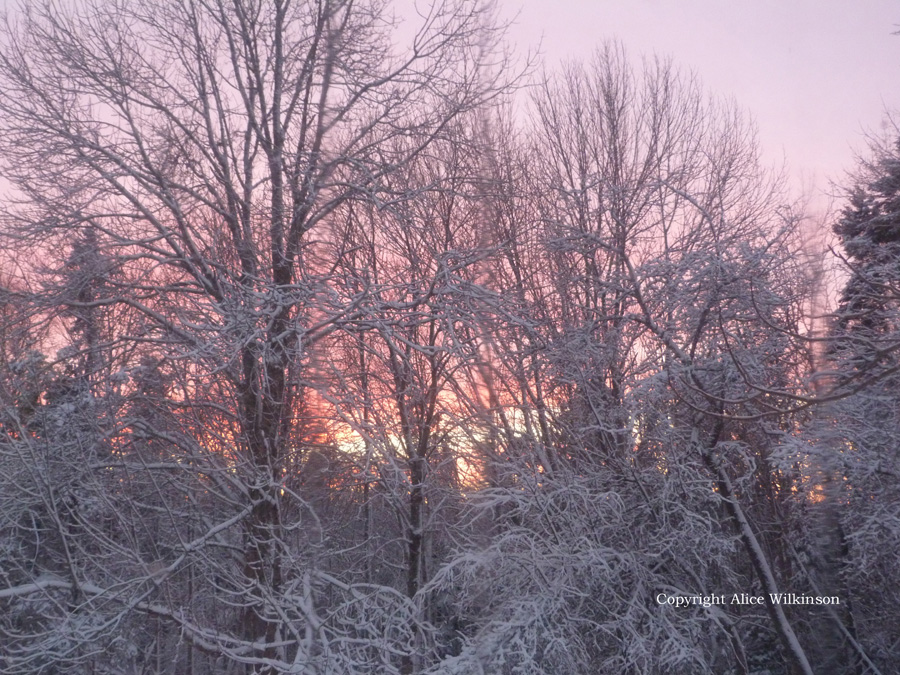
[815,132,900,674]
[0,0,510,672]
[426,47,819,674]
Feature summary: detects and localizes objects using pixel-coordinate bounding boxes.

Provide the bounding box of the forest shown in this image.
[0,0,897,673]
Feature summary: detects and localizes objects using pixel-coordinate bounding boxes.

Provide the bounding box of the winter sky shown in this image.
[502,0,900,206]
[1,1,896,209]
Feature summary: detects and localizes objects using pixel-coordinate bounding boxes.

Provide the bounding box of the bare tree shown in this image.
[424,45,824,674]
[3,3,887,673]
[0,0,511,672]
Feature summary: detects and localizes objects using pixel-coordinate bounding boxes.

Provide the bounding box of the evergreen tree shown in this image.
[819,134,900,672]
[833,138,900,366]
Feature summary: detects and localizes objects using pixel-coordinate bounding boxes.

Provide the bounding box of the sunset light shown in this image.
[0,1,897,674]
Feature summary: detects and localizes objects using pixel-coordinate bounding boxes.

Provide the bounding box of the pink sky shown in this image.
[505,0,900,202]
[2,0,895,205]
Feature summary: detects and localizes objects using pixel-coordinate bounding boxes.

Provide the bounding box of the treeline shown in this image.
[0,1,896,673]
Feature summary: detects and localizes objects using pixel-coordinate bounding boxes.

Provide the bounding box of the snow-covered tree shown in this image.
[0,0,511,671]
[426,46,820,674]
[812,131,900,673]
[3,3,889,672]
